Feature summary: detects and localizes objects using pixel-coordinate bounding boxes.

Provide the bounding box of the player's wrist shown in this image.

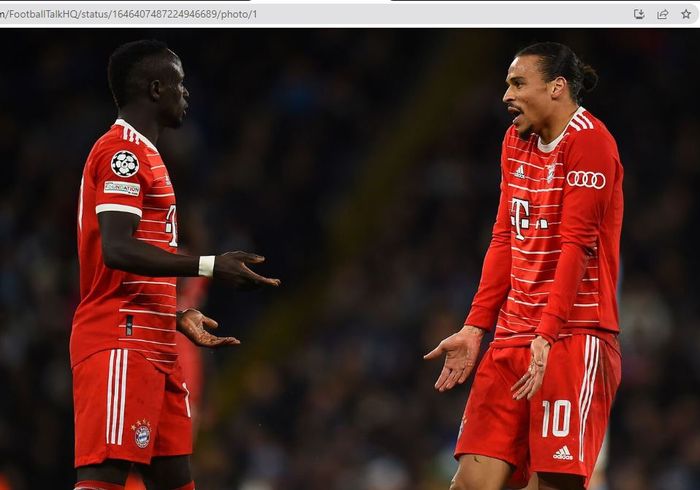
[461,324,486,337]
[198,255,215,278]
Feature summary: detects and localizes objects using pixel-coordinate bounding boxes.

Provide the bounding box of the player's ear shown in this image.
[550,76,567,100]
[149,80,161,102]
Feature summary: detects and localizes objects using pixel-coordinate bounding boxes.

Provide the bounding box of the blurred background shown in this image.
[0,29,698,490]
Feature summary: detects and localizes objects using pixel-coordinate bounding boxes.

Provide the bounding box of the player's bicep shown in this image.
[560,133,616,249]
[98,211,141,268]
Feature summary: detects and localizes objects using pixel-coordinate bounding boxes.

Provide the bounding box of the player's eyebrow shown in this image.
[506,76,526,85]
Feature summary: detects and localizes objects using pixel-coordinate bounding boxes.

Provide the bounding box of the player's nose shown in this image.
[502,86,514,104]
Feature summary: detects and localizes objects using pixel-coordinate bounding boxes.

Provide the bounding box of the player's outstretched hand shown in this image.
[214,251,281,290]
[177,308,240,348]
[511,336,551,400]
[424,325,484,392]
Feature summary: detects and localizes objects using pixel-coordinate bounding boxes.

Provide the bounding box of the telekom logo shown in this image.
[511,198,530,241]
[510,198,549,240]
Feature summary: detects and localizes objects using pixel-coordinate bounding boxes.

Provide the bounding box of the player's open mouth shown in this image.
[508,106,523,124]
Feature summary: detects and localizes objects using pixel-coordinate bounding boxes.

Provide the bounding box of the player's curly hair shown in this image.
[516,42,598,104]
[108,39,174,109]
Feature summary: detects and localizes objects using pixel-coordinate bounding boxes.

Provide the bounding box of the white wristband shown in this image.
[198,255,215,278]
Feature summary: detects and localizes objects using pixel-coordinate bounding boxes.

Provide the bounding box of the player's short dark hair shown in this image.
[108,39,174,109]
[516,42,598,104]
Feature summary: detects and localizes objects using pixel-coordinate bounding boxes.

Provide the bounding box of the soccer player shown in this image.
[425,42,623,490]
[71,40,280,490]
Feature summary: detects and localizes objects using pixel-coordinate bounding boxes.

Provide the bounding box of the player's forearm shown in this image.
[102,237,199,277]
[536,241,590,342]
[465,238,512,330]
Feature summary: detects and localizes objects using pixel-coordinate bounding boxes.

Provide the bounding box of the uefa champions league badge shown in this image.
[131,419,151,449]
[111,150,140,178]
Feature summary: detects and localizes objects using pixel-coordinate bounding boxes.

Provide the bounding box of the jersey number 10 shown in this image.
[541,399,571,437]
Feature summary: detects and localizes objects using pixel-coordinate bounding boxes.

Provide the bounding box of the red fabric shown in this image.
[73,349,193,468]
[175,277,210,412]
[171,482,195,490]
[75,481,125,490]
[465,108,623,348]
[455,334,621,488]
[71,119,179,371]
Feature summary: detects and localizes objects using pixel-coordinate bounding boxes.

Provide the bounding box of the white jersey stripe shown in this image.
[511,275,555,284]
[183,383,192,418]
[508,296,546,307]
[121,301,176,308]
[119,308,176,317]
[578,336,592,461]
[96,204,142,217]
[118,323,176,333]
[106,349,115,444]
[496,324,519,333]
[127,292,177,299]
[118,338,177,346]
[136,238,172,244]
[493,333,536,341]
[145,193,175,198]
[579,113,594,128]
[110,349,121,444]
[123,280,176,287]
[579,337,599,461]
[508,183,564,193]
[127,348,178,357]
[117,350,128,445]
[511,246,562,255]
[146,358,176,363]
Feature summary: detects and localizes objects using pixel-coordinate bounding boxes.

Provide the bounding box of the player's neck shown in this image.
[539,104,580,145]
[117,110,161,145]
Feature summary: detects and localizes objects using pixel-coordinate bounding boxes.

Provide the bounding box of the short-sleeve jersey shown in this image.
[71,119,179,371]
[466,107,624,347]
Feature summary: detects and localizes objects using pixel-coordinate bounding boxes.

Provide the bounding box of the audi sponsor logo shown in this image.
[566,171,606,189]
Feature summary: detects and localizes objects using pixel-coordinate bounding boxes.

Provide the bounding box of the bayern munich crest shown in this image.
[111,150,139,178]
[131,419,151,449]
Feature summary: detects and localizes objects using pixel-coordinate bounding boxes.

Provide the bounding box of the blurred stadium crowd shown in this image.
[0,29,698,489]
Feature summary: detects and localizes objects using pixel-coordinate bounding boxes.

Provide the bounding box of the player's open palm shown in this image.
[424,325,484,392]
[177,308,240,348]
[214,251,281,290]
[512,336,551,400]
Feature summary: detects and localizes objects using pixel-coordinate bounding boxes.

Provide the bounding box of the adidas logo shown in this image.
[553,445,573,460]
[514,165,525,179]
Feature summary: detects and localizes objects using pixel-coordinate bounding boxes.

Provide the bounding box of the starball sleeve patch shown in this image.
[110,150,140,178]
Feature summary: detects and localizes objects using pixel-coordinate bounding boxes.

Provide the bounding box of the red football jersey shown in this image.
[71,119,179,371]
[466,107,623,348]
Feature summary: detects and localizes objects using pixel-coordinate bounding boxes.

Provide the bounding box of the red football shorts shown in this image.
[73,349,193,467]
[455,334,621,489]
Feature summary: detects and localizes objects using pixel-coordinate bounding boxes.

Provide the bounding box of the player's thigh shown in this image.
[139,454,191,490]
[529,335,620,485]
[151,363,193,459]
[537,472,585,490]
[451,454,512,490]
[76,459,132,485]
[456,347,532,487]
[74,349,166,468]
